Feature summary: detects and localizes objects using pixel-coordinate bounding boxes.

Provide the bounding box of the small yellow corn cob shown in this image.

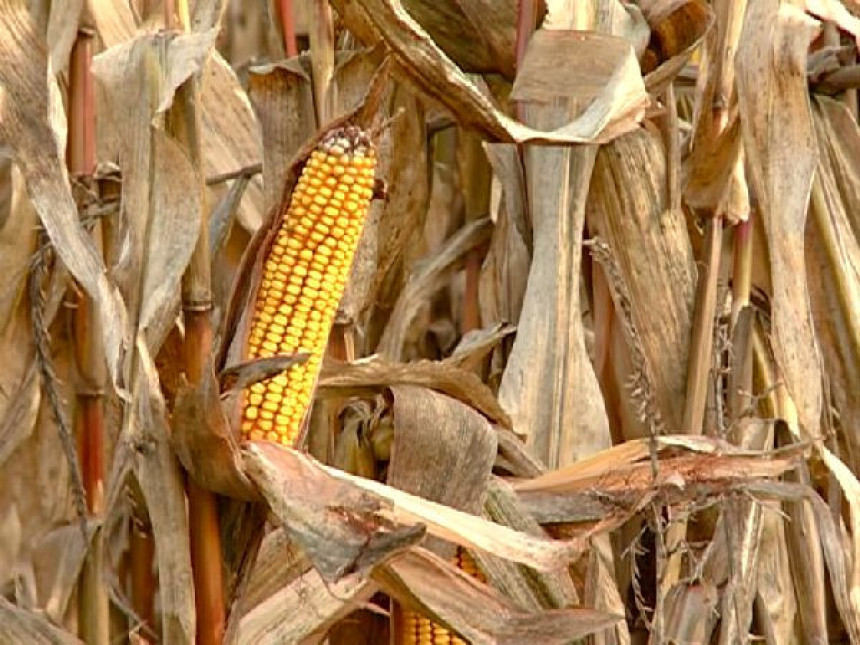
[398,549,485,645]
[241,126,376,446]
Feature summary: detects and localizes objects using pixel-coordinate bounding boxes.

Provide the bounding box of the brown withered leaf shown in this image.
[809,98,860,472]
[92,31,213,353]
[29,524,89,624]
[818,446,860,636]
[497,107,609,468]
[234,567,376,645]
[121,345,196,643]
[243,441,425,581]
[171,364,258,501]
[586,127,696,435]
[447,323,517,371]
[333,0,517,78]
[736,1,822,437]
[376,548,622,645]
[364,81,429,338]
[639,0,714,92]
[247,60,315,213]
[682,0,747,221]
[317,356,511,427]
[0,167,38,329]
[479,478,579,612]
[91,0,266,232]
[387,385,497,555]
[346,0,647,143]
[0,2,128,392]
[805,0,860,42]
[243,442,586,572]
[0,597,81,645]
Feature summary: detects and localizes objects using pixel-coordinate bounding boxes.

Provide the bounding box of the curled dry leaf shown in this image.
[0,2,128,392]
[247,60,315,212]
[640,0,714,93]
[90,0,266,232]
[243,442,587,573]
[498,101,609,468]
[387,385,497,555]
[122,343,196,644]
[317,356,511,428]
[235,567,376,645]
[171,363,259,501]
[344,0,648,144]
[808,98,860,473]
[243,441,426,582]
[736,1,822,437]
[92,31,213,350]
[587,128,696,436]
[376,548,623,645]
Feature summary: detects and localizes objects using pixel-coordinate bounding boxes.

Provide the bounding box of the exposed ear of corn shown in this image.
[240,126,376,447]
[397,549,484,645]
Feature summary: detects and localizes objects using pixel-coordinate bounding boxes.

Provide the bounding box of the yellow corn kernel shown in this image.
[241,126,376,447]
[396,549,482,645]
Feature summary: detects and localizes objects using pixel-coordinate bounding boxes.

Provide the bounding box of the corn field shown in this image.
[2,0,860,644]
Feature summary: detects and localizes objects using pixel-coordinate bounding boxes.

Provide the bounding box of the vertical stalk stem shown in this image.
[278,0,299,57]
[69,25,109,645]
[170,7,225,644]
[682,217,723,433]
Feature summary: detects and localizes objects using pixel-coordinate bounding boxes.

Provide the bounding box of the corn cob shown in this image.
[241,126,376,446]
[398,549,484,645]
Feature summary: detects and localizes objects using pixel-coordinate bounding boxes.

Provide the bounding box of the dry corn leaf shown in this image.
[498,122,609,466]
[586,127,696,435]
[736,0,823,436]
[375,547,622,645]
[388,385,496,515]
[479,478,579,611]
[29,524,89,624]
[364,81,429,337]
[317,356,511,427]
[91,0,266,232]
[0,2,128,392]
[229,528,306,619]
[0,167,40,330]
[818,446,860,635]
[348,0,518,79]
[244,441,588,572]
[809,98,860,472]
[247,60,315,212]
[171,364,258,500]
[235,567,375,645]
[92,31,212,352]
[0,597,81,645]
[119,343,195,643]
[346,0,648,144]
[682,0,748,221]
[387,384,497,557]
[639,0,713,93]
[243,440,426,582]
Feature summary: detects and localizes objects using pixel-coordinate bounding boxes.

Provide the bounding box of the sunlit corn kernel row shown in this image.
[398,549,485,645]
[241,126,376,446]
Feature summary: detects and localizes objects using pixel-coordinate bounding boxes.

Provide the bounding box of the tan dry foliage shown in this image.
[3,0,860,644]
